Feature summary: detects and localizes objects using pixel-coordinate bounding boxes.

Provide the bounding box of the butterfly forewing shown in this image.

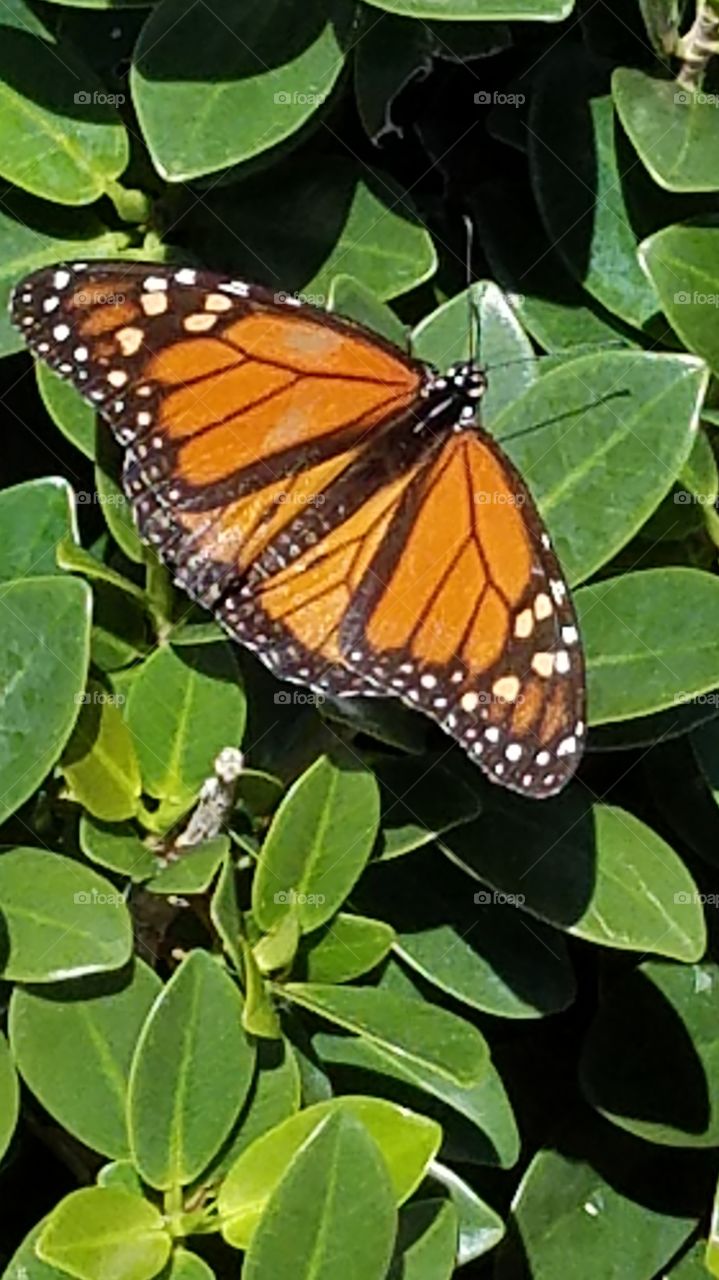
[10,259,586,797]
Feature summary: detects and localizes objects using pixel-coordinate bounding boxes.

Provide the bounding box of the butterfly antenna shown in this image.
[462,213,479,366]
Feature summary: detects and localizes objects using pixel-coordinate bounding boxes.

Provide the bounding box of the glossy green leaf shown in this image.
[640,222,719,375]
[128,950,255,1189]
[428,1163,505,1264]
[282,983,488,1085]
[126,643,245,804]
[581,960,719,1147]
[362,0,571,17]
[243,1112,397,1280]
[218,1095,441,1248]
[328,275,407,346]
[613,69,719,193]
[0,848,132,981]
[529,50,659,327]
[206,1038,301,1180]
[10,960,160,1159]
[0,576,91,824]
[579,568,719,722]
[0,478,77,580]
[491,351,705,586]
[477,180,634,354]
[2,1222,70,1280]
[443,799,706,961]
[0,29,128,204]
[62,681,142,822]
[389,1199,457,1280]
[0,189,128,356]
[96,1162,144,1196]
[37,363,96,459]
[145,838,228,895]
[299,914,395,983]
[165,1252,214,1280]
[0,1031,19,1163]
[253,751,380,933]
[374,757,481,859]
[95,460,143,565]
[80,816,158,883]
[498,1132,697,1280]
[132,0,352,181]
[209,854,244,975]
[198,157,437,302]
[315,1029,520,1168]
[37,1188,170,1280]
[412,282,536,425]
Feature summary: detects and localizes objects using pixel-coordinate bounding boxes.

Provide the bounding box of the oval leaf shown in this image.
[37,1188,170,1280]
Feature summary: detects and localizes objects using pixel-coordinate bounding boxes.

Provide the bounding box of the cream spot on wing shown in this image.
[461,691,479,713]
[534,592,553,621]
[515,608,533,639]
[107,369,128,388]
[205,293,232,312]
[492,675,520,703]
[531,652,554,678]
[141,292,168,316]
[116,326,144,356]
[184,312,217,333]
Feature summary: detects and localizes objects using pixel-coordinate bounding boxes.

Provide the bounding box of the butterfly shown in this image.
[10,261,585,797]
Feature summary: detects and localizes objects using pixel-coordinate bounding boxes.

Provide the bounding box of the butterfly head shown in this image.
[421,362,487,431]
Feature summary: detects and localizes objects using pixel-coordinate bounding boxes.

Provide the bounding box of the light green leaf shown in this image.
[613,69,719,193]
[62,681,142,822]
[37,1188,170,1280]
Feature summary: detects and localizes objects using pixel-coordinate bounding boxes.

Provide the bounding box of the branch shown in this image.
[676,0,719,91]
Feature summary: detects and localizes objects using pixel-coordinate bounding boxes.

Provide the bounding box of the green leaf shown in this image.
[126,643,245,804]
[0,188,129,356]
[37,1188,170,1280]
[640,222,719,376]
[299,914,395,983]
[1,1222,68,1280]
[166,1252,214,1280]
[0,478,77,580]
[80,816,158,883]
[209,854,244,974]
[0,1031,19,1163]
[428,1163,505,1264]
[389,1199,457,1280]
[581,960,719,1147]
[128,950,255,1189]
[529,49,659,328]
[412,282,537,426]
[10,960,160,1159]
[328,275,407,346]
[199,157,437,302]
[374,757,481,859]
[132,0,352,180]
[97,1162,144,1196]
[579,568,719,722]
[218,1095,441,1248]
[613,69,719,193]
[315,1029,520,1168]
[36,364,96,460]
[243,1112,397,1280]
[95,459,143,565]
[477,180,635,354]
[0,848,132,981]
[62,682,142,822]
[253,751,381,933]
[491,351,706,587]
[498,1129,697,1280]
[361,0,571,17]
[205,1037,301,1180]
[0,30,129,204]
[0,576,91,824]
[443,798,706,962]
[144,838,229,895]
[282,983,488,1085]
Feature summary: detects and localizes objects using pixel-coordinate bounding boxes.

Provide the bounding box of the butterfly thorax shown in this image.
[419,362,488,432]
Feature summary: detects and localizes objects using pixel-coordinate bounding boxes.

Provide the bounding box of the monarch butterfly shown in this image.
[11,261,585,798]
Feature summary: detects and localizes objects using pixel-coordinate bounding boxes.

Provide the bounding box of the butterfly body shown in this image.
[11,261,586,797]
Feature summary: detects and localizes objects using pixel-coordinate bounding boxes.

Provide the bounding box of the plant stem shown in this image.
[676,0,719,90]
